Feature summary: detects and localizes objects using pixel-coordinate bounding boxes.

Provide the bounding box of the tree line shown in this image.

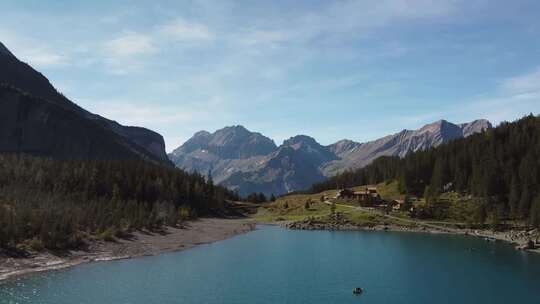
[0,155,239,252]
[311,115,540,226]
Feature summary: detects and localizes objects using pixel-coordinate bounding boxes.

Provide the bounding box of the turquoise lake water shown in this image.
[1,226,540,303]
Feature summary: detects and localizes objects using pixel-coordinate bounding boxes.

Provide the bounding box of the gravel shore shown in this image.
[0,218,255,282]
[284,218,540,254]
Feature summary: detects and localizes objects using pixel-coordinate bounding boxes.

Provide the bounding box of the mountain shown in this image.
[217,135,337,195]
[0,41,170,164]
[322,119,492,176]
[169,119,491,196]
[172,125,277,159]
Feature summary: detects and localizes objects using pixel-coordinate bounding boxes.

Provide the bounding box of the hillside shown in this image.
[311,115,540,226]
[0,154,238,252]
[0,41,170,165]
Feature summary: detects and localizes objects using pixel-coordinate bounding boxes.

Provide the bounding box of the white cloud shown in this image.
[501,68,540,94]
[158,18,214,42]
[80,99,195,126]
[18,48,67,68]
[76,95,236,151]
[99,19,215,74]
[0,31,68,68]
[238,30,292,46]
[103,31,157,57]
[239,0,458,45]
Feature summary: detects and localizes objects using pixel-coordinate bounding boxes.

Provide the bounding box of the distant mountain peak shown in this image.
[418,119,452,133]
[328,139,361,155]
[459,119,492,137]
[228,125,249,131]
[193,130,211,137]
[283,135,320,148]
[171,125,276,160]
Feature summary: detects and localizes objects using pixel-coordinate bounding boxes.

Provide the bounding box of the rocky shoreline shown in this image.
[0,218,255,282]
[283,217,540,253]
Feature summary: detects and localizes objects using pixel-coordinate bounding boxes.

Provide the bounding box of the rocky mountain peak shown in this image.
[460,119,492,137]
[193,130,211,137]
[418,119,452,133]
[280,135,337,164]
[172,125,277,160]
[282,135,321,149]
[328,139,361,155]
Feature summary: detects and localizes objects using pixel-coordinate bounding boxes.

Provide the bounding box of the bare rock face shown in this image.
[460,119,492,137]
[172,125,277,160]
[170,119,491,197]
[322,119,491,176]
[0,41,171,165]
[0,85,153,160]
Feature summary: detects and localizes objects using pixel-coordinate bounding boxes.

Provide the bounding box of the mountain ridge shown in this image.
[0,41,171,165]
[169,119,491,196]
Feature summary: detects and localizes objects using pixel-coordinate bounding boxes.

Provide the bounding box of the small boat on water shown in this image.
[352,287,363,295]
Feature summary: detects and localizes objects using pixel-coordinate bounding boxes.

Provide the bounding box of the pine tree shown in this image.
[530,194,540,228]
[508,174,521,217]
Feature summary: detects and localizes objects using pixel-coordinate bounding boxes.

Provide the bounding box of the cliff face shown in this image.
[0,86,154,160]
[0,43,170,165]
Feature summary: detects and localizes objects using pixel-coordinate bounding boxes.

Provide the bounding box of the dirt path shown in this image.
[326,200,468,230]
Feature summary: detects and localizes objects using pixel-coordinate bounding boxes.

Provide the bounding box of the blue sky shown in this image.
[1,0,540,151]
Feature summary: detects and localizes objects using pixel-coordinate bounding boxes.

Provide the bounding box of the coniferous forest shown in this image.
[311,115,540,227]
[0,155,239,251]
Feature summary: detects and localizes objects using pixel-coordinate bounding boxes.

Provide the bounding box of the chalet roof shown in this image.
[353,190,369,195]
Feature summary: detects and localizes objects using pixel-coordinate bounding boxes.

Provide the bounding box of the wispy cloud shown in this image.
[0,30,69,68]
[100,18,215,74]
[158,18,214,42]
[395,68,540,129]
[18,48,67,68]
[103,31,157,57]
[501,68,540,94]
[76,95,236,151]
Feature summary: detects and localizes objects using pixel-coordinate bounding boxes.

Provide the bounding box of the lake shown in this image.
[2,226,540,303]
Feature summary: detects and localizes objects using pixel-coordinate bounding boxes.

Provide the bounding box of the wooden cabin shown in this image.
[391,199,405,211]
[337,187,381,206]
[337,189,355,199]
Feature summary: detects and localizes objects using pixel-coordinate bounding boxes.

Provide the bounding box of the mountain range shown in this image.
[169,119,491,196]
[0,40,492,196]
[0,41,171,165]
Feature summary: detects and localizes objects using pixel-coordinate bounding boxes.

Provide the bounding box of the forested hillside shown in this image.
[311,115,540,226]
[0,155,239,251]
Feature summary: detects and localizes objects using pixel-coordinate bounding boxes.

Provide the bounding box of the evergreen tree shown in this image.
[530,194,540,228]
[0,155,238,251]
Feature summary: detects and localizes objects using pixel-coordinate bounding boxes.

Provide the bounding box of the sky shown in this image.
[1,0,540,151]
